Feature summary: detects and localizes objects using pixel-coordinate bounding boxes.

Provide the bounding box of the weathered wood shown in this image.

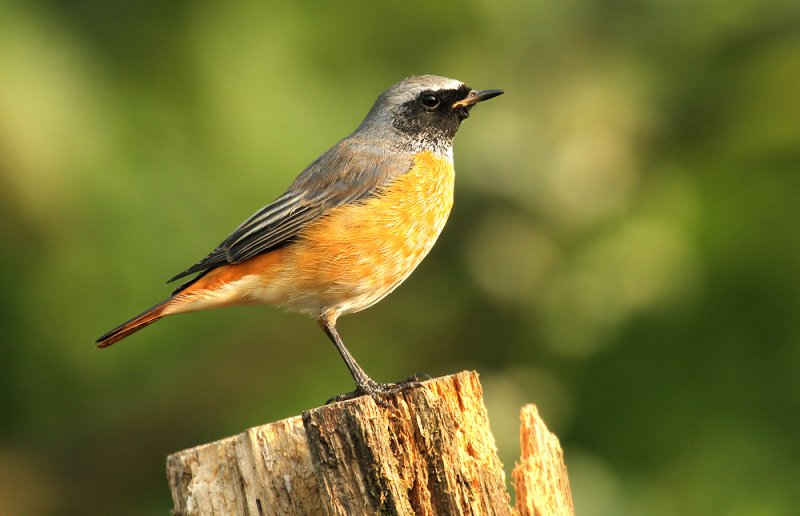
[167,371,573,515]
[302,372,510,514]
[167,416,322,515]
[512,405,574,516]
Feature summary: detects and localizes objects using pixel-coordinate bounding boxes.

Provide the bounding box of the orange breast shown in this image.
[253,150,456,317]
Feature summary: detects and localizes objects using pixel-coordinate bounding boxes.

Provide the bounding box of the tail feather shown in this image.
[96,298,172,348]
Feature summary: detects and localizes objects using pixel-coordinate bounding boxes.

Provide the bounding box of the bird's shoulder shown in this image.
[289,136,414,201]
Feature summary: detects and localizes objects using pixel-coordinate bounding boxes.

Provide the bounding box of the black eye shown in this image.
[420,93,440,109]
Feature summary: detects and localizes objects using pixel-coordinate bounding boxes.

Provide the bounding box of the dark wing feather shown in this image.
[167,137,413,284]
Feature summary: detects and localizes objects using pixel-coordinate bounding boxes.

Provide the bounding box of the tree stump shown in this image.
[166,371,573,515]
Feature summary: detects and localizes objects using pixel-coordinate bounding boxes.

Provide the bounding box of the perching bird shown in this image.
[96,75,503,400]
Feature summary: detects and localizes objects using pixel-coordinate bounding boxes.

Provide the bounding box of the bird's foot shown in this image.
[326,375,427,407]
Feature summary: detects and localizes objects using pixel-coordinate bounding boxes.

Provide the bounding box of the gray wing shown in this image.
[168,137,413,285]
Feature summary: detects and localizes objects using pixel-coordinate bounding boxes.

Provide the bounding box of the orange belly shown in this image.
[170,150,455,318]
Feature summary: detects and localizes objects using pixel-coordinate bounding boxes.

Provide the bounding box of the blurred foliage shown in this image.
[1,0,799,514]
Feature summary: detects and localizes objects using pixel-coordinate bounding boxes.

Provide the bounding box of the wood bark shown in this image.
[167,371,573,515]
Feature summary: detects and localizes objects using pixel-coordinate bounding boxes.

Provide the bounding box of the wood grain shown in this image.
[512,405,574,516]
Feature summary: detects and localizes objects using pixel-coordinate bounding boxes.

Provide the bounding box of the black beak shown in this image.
[451,89,504,108]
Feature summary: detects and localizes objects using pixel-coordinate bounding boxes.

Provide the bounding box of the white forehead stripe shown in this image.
[428,78,465,91]
[383,75,467,101]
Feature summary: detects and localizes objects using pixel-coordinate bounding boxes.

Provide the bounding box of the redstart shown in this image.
[97,75,503,400]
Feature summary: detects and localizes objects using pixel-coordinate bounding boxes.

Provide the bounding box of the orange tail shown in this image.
[96,298,172,348]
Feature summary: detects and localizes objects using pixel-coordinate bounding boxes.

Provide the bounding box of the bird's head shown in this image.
[357,75,503,152]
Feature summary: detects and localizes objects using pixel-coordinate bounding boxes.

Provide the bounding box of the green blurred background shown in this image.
[1,0,799,514]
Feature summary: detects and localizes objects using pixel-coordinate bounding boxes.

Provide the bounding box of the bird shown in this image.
[96,75,503,401]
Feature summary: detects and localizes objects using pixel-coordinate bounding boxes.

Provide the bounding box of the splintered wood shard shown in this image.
[512,405,574,516]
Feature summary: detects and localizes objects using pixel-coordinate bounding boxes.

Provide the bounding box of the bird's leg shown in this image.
[317,314,425,404]
[318,315,401,404]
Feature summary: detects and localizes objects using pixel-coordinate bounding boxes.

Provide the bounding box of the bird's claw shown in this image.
[326,376,425,407]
